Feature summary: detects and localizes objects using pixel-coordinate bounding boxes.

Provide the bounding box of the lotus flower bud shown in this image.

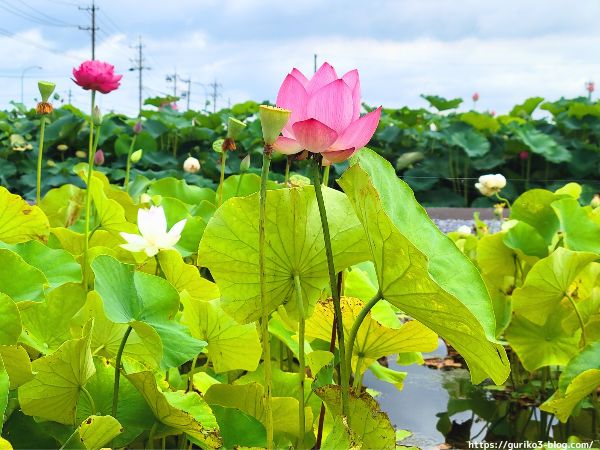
[57,144,69,152]
[591,193,600,209]
[38,81,56,103]
[92,105,102,126]
[226,117,246,140]
[472,92,479,102]
[519,151,529,160]
[183,156,201,173]
[76,150,87,158]
[456,225,472,237]
[586,81,595,93]
[239,154,251,172]
[94,149,105,166]
[494,203,505,218]
[259,105,290,146]
[130,149,143,163]
[429,122,437,132]
[47,159,56,168]
[139,193,152,205]
[133,121,143,135]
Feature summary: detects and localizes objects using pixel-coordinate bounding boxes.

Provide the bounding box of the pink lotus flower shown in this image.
[274,63,381,165]
[586,81,595,93]
[519,151,529,160]
[472,92,479,102]
[72,60,122,94]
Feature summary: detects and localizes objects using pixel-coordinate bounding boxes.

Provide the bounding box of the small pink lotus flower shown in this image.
[586,81,595,93]
[489,110,496,117]
[519,151,529,161]
[472,92,479,102]
[274,63,381,165]
[72,60,122,94]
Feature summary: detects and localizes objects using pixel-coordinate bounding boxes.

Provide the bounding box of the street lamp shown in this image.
[20,65,43,104]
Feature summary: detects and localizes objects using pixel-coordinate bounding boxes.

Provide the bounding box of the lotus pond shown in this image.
[0,61,599,450]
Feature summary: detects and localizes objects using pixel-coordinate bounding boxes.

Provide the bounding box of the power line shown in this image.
[0,27,81,61]
[13,0,77,26]
[0,0,76,27]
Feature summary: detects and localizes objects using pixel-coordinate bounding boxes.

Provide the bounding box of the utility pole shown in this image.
[179,77,191,110]
[129,36,151,115]
[166,70,178,97]
[68,89,72,104]
[314,54,317,73]
[79,1,99,60]
[207,78,222,113]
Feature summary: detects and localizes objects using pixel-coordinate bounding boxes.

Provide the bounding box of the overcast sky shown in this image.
[1,0,599,116]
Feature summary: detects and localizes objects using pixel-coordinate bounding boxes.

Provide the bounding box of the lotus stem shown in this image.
[258,149,274,449]
[322,165,330,187]
[294,274,306,449]
[315,311,337,449]
[124,135,137,192]
[494,192,512,209]
[310,156,349,417]
[345,291,382,383]
[82,90,98,287]
[284,155,291,186]
[80,386,96,415]
[112,325,133,419]
[218,151,228,206]
[35,117,47,205]
[566,294,587,347]
[187,354,199,392]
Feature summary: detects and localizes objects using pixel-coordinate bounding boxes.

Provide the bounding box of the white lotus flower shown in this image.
[183,156,201,173]
[456,225,472,237]
[475,174,506,197]
[120,206,186,257]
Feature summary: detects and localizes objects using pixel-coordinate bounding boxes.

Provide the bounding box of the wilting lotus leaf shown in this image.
[0,345,33,389]
[338,149,509,384]
[18,322,95,425]
[0,249,47,302]
[92,255,205,369]
[198,185,368,323]
[0,186,49,244]
[305,297,437,374]
[511,247,597,325]
[322,416,361,450]
[181,292,261,373]
[158,250,219,301]
[316,384,395,450]
[40,184,84,228]
[126,371,222,449]
[0,294,20,345]
[541,369,600,422]
[552,197,600,253]
[75,415,123,450]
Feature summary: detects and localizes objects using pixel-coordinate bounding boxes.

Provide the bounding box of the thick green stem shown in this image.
[80,386,96,415]
[310,157,349,417]
[294,274,306,449]
[112,325,133,419]
[567,294,587,347]
[218,151,228,206]
[124,135,137,191]
[345,292,382,382]
[35,118,47,205]
[82,91,97,288]
[258,150,274,449]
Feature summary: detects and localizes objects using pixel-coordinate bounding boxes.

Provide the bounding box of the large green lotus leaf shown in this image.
[511,125,570,164]
[72,292,162,370]
[0,186,49,244]
[558,341,600,392]
[0,294,20,345]
[316,384,395,450]
[158,250,220,301]
[0,355,9,433]
[459,111,500,133]
[0,240,81,288]
[477,234,516,277]
[126,371,222,449]
[541,369,600,422]
[510,97,544,117]
[450,128,490,157]
[339,149,509,384]
[18,323,95,425]
[18,283,86,353]
[218,173,282,203]
[322,416,361,450]
[147,177,215,206]
[482,273,513,338]
[205,382,312,441]
[505,311,580,371]
[502,221,548,260]
[0,345,33,389]
[210,405,267,449]
[421,94,462,111]
[198,185,368,324]
[163,390,218,429]
[160,197,207,256]
[181,292,261,373]
[0,249,47,302]
[368,362,407,391]
[510,189,565,243]
[305,297,437,374]
[69,415,123,450]
[552,197,600,253]
[511,248,597,325]
[40,184,84,228]
[92,255,205,369]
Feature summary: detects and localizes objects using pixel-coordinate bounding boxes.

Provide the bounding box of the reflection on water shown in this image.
[364,340,597,449]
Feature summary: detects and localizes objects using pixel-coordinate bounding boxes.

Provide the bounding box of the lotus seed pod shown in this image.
[226,117,246,140]
[259,105,290,146]
[38,81,56,103]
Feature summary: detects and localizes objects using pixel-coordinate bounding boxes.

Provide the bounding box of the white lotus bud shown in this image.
[183,156,201,174]
[456,225,472,237]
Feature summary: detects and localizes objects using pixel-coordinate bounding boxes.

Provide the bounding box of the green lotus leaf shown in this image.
[91,255,205,369]
[316,384,395,450]
[210,405,267,449]
[73,415,123,450]
[18,322,95,425]
[562,287,600,337]
[558,341,600,392]
[552,197,600,253]
[305,297,437,374]
[338,149,509,384]
[510,97,544,117]
[322,416,361,450]
[268,314,313,359]
[0,294,20,345]
[502,221,548,260]
[541,369,600,422]
[198,185,368,323]
[0,345,33,389]
[181,292,261,373]
[0,437,11,449]
[18,283,86,353]
[505,310,580,371]
[460,111,500,133]
[420,94,462,111]
[217,173,282,204]
[0,355,9,433]
[368,362,407,391]
[163,390,220,447]
[39,184,84,228]
[147,177,215,206]
[306,350,334,379]
[0,248,47,302]
[555,182,582,199]
[510,189,565,243]
[511,124,570,164]
[511,247,597,325]
[126,371,222,449]
[205,382,312,442]
[0,186,49,244]
[158,250,219,301]
[450,128,490,157]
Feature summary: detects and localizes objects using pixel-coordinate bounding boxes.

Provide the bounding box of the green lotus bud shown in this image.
[226,117,246,140]
[92,105,102,126]
[130,149,143,163]
[47,159,56,168]
[75,150,87,158]
[57,144,69,152]
[38,81,56,103]
[240,154,251,172]
[139,193,152,205]
[259,105,290,145]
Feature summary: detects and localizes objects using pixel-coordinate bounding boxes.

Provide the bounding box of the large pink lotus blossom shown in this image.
[274,63,381,165]
[72,60,122,94]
